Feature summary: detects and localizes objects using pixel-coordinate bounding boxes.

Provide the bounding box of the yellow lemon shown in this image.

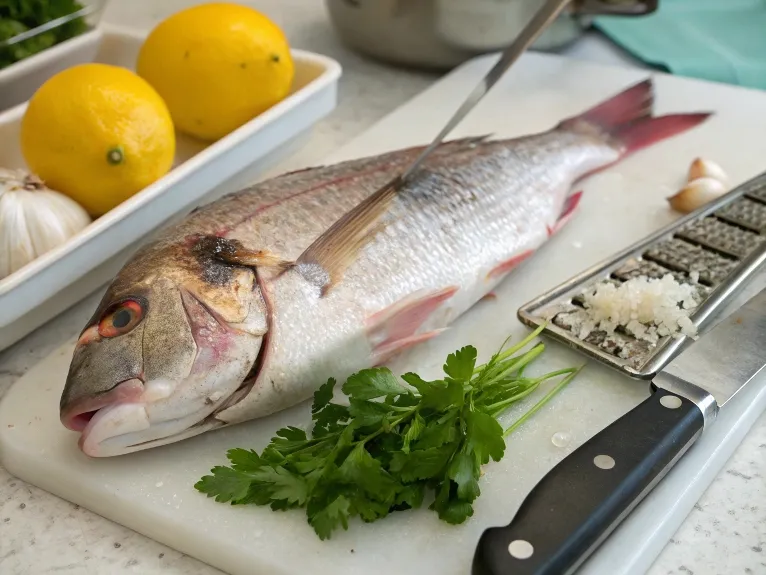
[20,63,176,216]
[136,2,294,141]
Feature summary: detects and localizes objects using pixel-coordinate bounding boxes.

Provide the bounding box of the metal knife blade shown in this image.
[397,0,573,184]
[472,287,766,575]
[654,286,766,409]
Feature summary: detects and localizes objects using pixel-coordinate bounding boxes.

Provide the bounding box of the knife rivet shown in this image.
[660,395,682,409]
[593,454,615,470]
[508,539,534,559]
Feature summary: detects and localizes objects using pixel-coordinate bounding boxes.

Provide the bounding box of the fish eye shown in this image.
[98,300,144,338]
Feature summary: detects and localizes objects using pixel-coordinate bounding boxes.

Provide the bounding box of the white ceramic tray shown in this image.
[0,24,341,351]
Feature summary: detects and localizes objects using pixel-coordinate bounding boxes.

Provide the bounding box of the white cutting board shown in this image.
[3,52,766,575]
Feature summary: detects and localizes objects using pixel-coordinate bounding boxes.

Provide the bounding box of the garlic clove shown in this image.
[687,157,728,185]
[0,168,91,280]
[667,176,728,214]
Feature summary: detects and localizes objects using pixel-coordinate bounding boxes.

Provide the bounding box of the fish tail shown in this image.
[559,78,712,157]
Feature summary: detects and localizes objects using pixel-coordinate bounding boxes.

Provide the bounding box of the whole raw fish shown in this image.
[60,79,710,456]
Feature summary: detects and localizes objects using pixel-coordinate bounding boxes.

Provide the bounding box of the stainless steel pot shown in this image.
[325,0,657,70]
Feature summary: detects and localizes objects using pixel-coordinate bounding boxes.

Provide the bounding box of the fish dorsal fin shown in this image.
[296,175,405,295]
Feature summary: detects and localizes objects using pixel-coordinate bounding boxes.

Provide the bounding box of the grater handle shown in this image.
[471,386,705,575]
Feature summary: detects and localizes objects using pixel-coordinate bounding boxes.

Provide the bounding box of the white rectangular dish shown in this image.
[0,24,341,351]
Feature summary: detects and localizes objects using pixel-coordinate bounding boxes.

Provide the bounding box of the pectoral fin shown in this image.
[296,175,405,294]
[546,190,583,237]
[372,329,447,366]
[215,247,292,270]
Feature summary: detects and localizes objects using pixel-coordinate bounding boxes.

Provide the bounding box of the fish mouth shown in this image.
[61,379,145,433]
[60,330,268,457]
[61,376,231,457]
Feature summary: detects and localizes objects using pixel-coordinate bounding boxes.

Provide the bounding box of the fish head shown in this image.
[60,235,268,456]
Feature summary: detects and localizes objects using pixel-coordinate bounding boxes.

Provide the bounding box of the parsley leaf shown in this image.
[194,466,253,503]
[389,444,454,482]
[401,413,425,454]
[443,345,477,382]
[338,444,398,501]
[402,373,463,411]
[342,367,410,400]
[309,494,351,540]
[312,403,349,437]
[196,324,581,540]
[250,467,308,506]
[312,378,336,413]
[466,411,505,464]
[348,399,394,427]
[448,450,481,501]
[394,482,425,510]
[413,412,458,449]
[430,479,474,524]
[226,448,263,472]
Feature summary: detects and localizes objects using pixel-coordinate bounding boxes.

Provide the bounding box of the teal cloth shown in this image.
[593,0,766,90]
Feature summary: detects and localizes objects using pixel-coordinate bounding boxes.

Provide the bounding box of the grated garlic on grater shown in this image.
[571,274,700,345]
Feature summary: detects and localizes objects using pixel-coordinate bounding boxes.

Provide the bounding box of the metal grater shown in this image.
[517,169,766,379]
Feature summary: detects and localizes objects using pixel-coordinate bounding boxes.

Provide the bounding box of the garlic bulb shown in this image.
[0,168,91,280]
[687,157,728,185]
[667,177,728,214]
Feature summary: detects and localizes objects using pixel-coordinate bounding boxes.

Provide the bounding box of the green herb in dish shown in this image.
[0,0,89,69]
[195,325,582,540]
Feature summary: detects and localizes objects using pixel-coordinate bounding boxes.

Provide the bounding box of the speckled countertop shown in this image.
[1,1,764,574]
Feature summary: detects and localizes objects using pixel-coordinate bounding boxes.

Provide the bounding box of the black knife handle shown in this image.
[472,387,706,575]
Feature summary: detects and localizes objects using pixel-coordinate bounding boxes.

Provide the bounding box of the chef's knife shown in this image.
[472,286,766,575]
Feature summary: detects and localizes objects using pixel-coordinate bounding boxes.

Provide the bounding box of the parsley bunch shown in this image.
[1,0,89,69]
[195,325,580,540]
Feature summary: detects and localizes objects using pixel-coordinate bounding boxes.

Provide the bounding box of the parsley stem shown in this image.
[472,323,547,376]
[486,383,542,416]
[284,433,340,459]
[502,366,583,438]
[485,367,579,416]
[494,322,547,361]
[487,343,545,384]
[388,405,417,413]
[357,407,418,446]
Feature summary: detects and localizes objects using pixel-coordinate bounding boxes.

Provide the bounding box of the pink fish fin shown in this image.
[367,286,458,346]
[487,249,535,279]
[613,114,712,158]
[481,292,498,302]
[548,190,583,237]
[295,175,406,295]
[558,78,712,159]
[372,329,448,367]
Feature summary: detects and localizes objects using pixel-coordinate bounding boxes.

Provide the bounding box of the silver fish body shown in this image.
[216,130,612,423]
[59,79,710,455]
